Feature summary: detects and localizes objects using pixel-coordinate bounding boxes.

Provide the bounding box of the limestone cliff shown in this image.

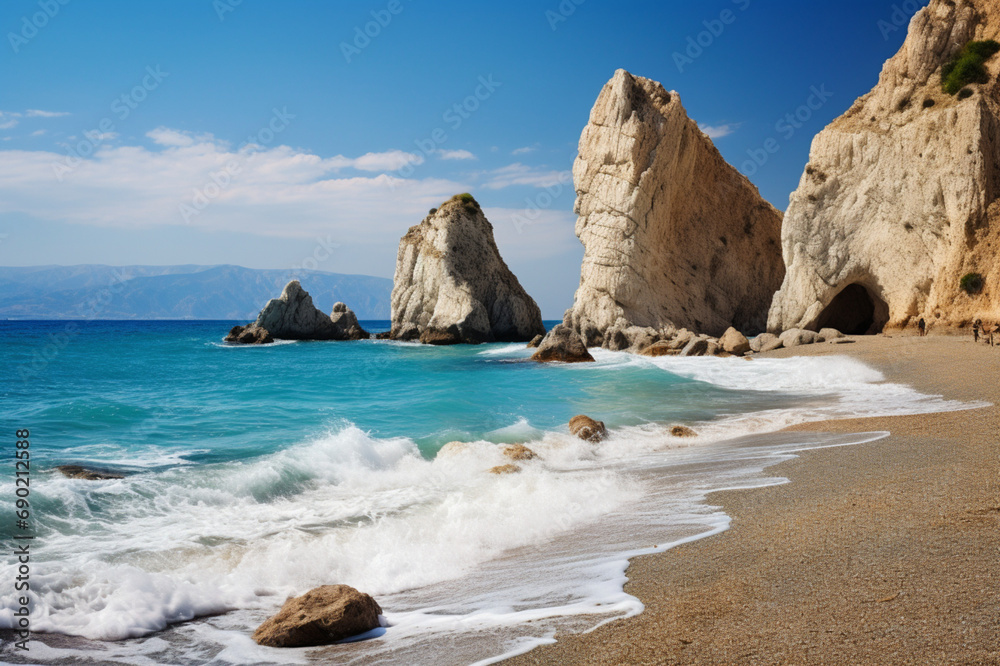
[565,69,784,345]
[769,0,1000,333]
[389,194,545,344]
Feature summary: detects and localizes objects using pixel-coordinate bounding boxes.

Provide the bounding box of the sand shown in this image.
[506,335,1000,665]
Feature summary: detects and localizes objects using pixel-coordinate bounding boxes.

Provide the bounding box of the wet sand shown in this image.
[507,335,1000,665]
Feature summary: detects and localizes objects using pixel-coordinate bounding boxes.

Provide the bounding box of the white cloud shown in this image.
[30,130,46,137]
[436,149,476,161]
[0,109,71,130]
[482,163,571,190]
[147,127,198,147]
[0,130,464,245]
[25,109,70,118]
[351,150,424,171]
[699,123,740,139]
[511,146,536,155]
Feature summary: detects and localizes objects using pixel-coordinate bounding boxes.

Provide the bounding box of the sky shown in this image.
[0,0,927,317]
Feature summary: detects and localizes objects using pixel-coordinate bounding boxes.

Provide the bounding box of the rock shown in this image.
[531,324,596,363]
[639,341,679,357]
[670,426,697,438]
[436,441,469,458]
[768,0,1000,335]
[779,328,819,348]
[503,444,538,461]
[568,415,607,442]
[389,194,545,344]
[667,329,695,350]
[527,334,544,348]
[55,465,124,480]
[705,340,724,356]
[224,325,274,345]
[489,464,521,475]
[760,336,784,353]
[750,332,780,353]
[329,302,369,341]
[375,331,392,340]
[719,327,751,355]
[249,281,369,341]
[252,585,381,648]
[818,327,844,341]
[564,69,784,347]
[680,337,710,357]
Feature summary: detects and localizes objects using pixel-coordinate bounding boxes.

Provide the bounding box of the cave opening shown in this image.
[815,283,886,335]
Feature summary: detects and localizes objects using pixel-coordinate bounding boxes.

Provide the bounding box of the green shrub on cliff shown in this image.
[960,272,984,295]
[942,40,1000,95]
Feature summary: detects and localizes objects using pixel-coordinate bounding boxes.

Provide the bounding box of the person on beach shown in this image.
[918,318,926,336]
[973,319,981,343]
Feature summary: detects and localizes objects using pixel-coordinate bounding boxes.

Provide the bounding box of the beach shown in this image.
[507,335,1000,665]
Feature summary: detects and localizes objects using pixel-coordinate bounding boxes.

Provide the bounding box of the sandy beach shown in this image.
[507,335,1000,665]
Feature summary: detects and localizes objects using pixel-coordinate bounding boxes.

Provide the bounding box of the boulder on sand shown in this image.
[531,325,596,363]
[252,585,382,648]
[569,415,607,442]
[719,327,751,355]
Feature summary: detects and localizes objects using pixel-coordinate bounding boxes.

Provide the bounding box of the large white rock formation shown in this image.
[769,0,1000,333]
[565,69,785,345]
[390,194,545,344]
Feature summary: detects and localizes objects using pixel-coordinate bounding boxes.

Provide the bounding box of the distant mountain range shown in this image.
[0,265,393,320]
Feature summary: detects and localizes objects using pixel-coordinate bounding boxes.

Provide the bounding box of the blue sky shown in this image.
[0,0,926,317]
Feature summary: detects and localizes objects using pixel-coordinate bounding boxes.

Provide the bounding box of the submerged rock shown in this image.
[569,415,607,442]
[768,0,1000,334]
[252,585,382,648]
[389,194,545,344]
[531,324,596,363]
[489,464,521,475]
[55,465,124,481]
[526,334,544,349]
[503,444,538,461]
[670,426,697,438]
[565,69,784,347]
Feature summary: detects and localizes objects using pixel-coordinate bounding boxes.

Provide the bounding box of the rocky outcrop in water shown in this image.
[227,281,369,342]
[568,415,607,442]
[769,0,1000,334]
[56,465,124,480]
[389,194,545,345]
[531,324,595,363]
[565,69,784,346]
[252,585,382,647]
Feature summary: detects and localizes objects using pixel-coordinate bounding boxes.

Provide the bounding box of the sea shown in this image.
[0,320,973,665]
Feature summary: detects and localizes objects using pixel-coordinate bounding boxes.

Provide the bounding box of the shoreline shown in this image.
[506,335,1000,665]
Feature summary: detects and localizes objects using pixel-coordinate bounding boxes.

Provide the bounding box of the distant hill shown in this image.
[0,265,393,320]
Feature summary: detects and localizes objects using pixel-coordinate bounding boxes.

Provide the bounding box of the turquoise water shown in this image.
[0,321,968,665]
[2,320,794,467]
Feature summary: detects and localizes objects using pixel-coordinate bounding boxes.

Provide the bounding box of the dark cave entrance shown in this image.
[815,283,887,335]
